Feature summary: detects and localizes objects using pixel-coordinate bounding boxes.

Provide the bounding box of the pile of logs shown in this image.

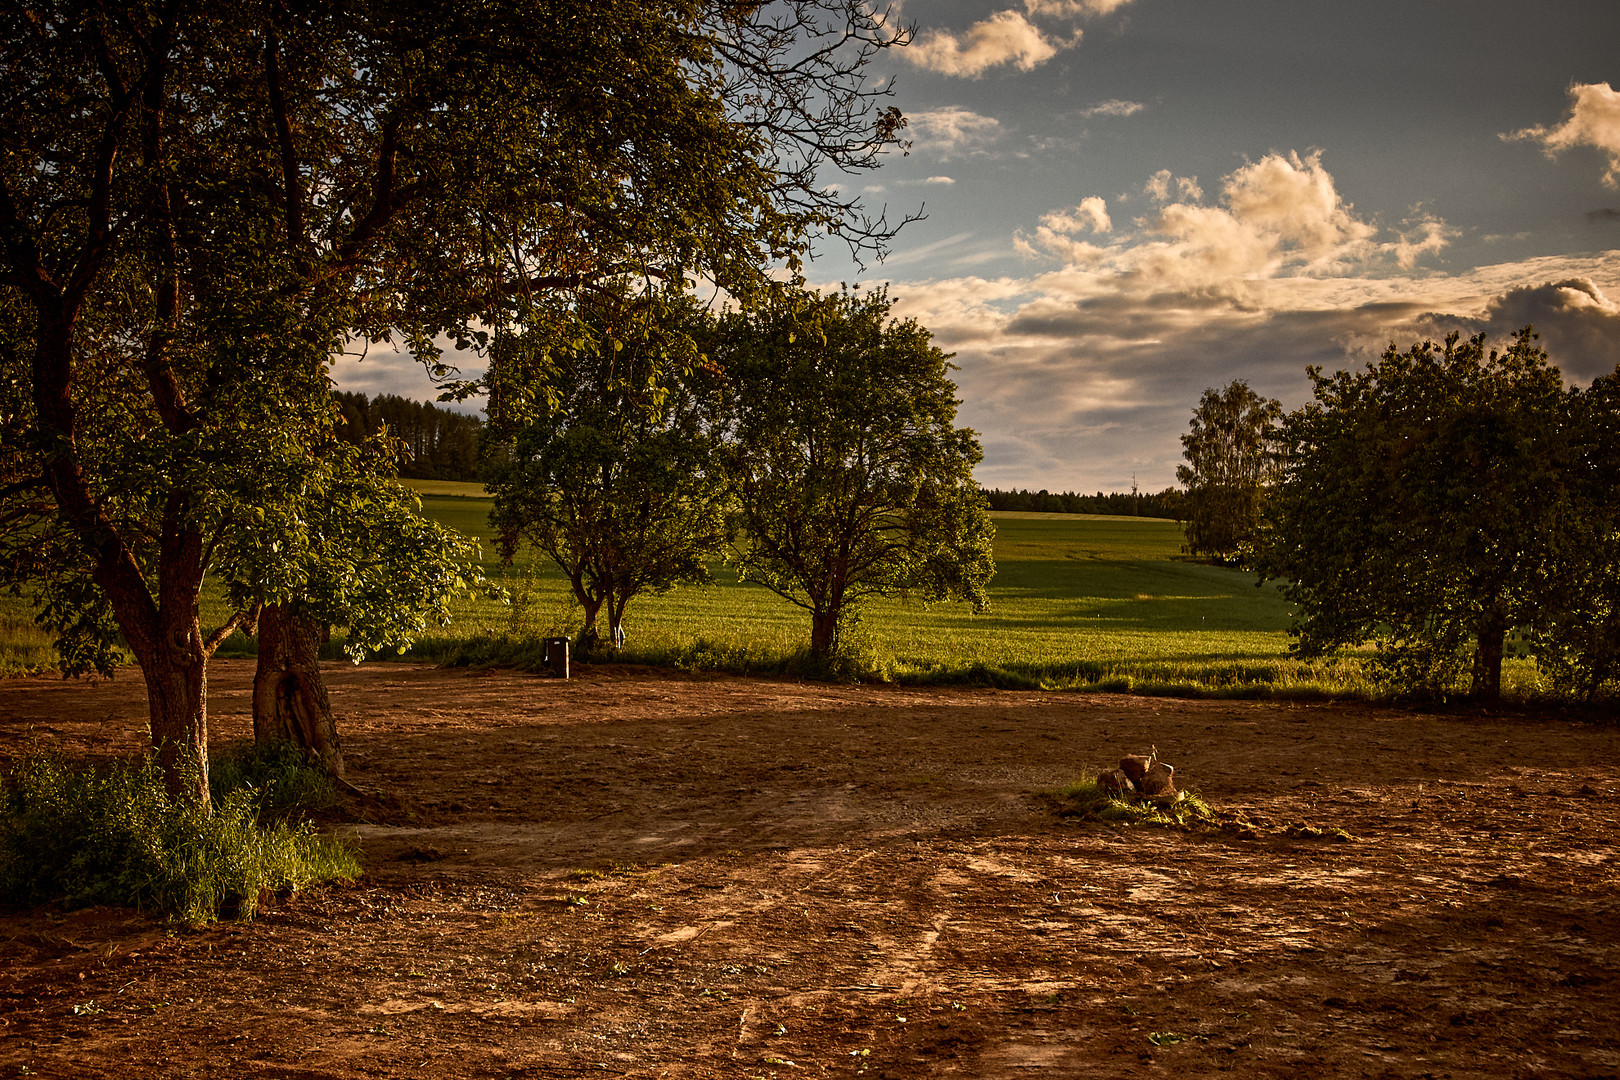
[1096,751,1181,805]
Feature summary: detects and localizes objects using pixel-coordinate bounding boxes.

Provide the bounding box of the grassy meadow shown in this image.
[0,479,1548,698]
[385,483,1383,697]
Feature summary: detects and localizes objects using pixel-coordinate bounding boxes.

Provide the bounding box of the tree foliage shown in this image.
[720,288,995,658]
[1528,368,1620,698]
[486,292,730,652]
[1258,330,1580,700]
[1176,381,1281,565]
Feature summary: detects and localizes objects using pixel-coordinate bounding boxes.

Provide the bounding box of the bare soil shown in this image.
[2,660,1618,1079]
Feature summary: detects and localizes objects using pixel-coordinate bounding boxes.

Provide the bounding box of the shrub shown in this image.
[208,739,341,823]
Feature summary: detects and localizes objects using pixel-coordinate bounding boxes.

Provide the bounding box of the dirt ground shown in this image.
[1,660,1617,1079]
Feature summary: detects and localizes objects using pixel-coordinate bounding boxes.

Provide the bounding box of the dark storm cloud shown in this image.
[1411,278,1620,384]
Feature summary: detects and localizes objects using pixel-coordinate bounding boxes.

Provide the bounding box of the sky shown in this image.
[330,0,1620,493]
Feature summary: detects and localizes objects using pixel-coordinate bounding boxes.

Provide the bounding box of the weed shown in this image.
[0,751,358,924]
[208,740,340,823]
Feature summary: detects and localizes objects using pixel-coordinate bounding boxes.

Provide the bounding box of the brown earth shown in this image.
[1,660,1618,1079]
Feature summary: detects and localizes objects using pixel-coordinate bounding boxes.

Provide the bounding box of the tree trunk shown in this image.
[810,606,841,657]
[253,603,346,780]
[1470,611,1508,702]
[133,624,211,810]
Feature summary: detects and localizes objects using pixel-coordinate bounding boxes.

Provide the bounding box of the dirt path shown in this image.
[2,661,1618,1078]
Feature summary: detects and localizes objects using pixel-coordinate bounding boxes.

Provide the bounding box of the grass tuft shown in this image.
[1048,773,1219,829]
[0,748,358,925]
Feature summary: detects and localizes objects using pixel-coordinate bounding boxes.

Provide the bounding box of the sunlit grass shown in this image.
[0,488,1576,701]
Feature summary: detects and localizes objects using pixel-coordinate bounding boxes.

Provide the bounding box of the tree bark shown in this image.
[1470,611,1508,702]
[253,604,346,780]
[810,607,841,657]
[130,620,211,809]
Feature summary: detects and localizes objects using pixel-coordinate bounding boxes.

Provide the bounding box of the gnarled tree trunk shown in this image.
[127,612,211,810]
[253,604,345,780]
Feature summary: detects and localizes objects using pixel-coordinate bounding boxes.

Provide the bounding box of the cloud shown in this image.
[905,107,1003,158]
[880,257,1620,491]
[1412,278,1620,384]
[924,176,957,185]
[1588,208,1620,223]
[1143,170,1201,202]
[903,0,1133,78]
[1017,153,1445,297]
[907,10,1072,77]
[855,153,1620,490]
[1506,82,1620,187]
[1025,0,1134,15]
[1080,99,1146,118]
[329,339,487,413]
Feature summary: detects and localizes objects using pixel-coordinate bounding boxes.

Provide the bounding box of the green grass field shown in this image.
[0,481,1543,698]
[387,485,1377,696]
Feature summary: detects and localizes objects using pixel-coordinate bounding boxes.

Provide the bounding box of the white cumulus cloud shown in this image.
[1081,99,1146,119]
[1023,152,1435,294]
[905,107,1004,158]
[903,0,1133,78]
[907,10,1071,77]
[1507,82,1620,187]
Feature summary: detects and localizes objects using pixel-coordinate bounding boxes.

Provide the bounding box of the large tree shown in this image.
[721,287,995,658]
[0,0,912,803]
[486,292,730,653]
[1258,330,1578,700]
[1176,380,1282,566]
[1527,367,1620,699]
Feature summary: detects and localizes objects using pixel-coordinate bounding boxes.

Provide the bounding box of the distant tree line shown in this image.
[980,487,1186,519]
[333,392,483,482]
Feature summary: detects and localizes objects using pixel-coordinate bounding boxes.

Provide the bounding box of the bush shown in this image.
[0,748,358,924]
[208,739,341,823]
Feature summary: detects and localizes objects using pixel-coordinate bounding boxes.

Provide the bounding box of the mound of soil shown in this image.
[2,660,1617,1078]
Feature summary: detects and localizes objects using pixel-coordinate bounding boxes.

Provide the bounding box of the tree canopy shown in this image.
[1257,330,1581,700]
[1177,380,1281,566]
[486,292,730,652]
[720,287,995,658]
[0,0,912,802]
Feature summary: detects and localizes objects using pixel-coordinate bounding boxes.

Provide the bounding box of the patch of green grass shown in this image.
[208,740,342,823]
[0,612,59,676]
[1048,773,1219,829]
[0,749,358,924]
[0,500,1585,702]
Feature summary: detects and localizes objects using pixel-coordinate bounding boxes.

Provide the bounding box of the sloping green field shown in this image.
[392,488,1360,694]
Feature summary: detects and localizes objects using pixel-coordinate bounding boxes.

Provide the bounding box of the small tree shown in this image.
[1258,329,1578,700]
[225,438,481,780]
[1176,381,1281,565]
[722,288,995,658]
[486,293,730,652]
